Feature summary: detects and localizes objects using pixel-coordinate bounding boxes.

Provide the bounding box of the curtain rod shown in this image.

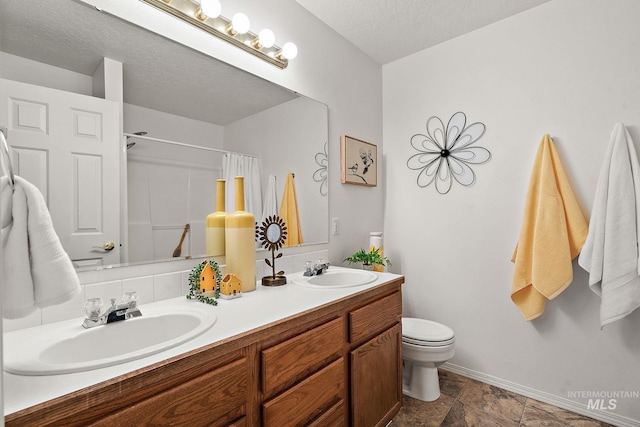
[123,133,260,158]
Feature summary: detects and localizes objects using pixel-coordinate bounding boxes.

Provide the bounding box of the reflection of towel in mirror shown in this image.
[578,123,640,327]
[279,173,303,247]
[511,135,588,321]
[261,175,278,221]
[1,176,80,319]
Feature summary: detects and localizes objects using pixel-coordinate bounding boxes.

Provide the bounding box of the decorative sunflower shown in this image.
[257,215,288,286]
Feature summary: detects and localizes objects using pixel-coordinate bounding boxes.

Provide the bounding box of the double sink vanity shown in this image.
[4,267,404,426]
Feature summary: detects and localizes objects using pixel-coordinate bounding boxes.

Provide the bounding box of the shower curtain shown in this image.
[223,153,263,224]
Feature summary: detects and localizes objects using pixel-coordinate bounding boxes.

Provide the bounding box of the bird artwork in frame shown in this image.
[341,135,377,186]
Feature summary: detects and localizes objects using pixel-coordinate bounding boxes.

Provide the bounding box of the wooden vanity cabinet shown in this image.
[6,276,403,427]
[257,284,402,427]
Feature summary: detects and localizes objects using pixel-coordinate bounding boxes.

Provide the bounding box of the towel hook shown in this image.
[0,128,15,192]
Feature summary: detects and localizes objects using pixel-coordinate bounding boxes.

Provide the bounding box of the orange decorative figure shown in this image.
[220,273,242,299]
[199,260,218,296]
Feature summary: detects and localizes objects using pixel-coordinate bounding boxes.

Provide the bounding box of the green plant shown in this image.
[343,247,391,267]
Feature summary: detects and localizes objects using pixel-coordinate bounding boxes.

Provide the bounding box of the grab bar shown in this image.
[0,128,15,192]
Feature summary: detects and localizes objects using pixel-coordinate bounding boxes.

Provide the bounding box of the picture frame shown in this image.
[341,135,377,186]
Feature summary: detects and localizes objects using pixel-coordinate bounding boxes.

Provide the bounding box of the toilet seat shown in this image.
[402,318,455,347]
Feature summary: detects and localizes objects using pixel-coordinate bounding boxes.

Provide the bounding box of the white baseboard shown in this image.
[441,362,636,427]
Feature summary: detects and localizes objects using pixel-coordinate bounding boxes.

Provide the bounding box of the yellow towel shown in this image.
[511,135,588,320]
[279,173,304,247]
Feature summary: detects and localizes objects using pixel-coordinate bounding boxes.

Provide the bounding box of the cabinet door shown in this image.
[350,323,402,427]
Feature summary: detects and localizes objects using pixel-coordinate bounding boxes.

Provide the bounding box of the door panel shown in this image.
[0,79,120,266]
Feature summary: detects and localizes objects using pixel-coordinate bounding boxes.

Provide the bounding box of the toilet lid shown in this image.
[402,317,454,343]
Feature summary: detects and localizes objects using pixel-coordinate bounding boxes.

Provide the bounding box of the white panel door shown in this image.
[0,79,120,266]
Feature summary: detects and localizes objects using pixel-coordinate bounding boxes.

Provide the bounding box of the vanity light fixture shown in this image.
[140,0,297,69]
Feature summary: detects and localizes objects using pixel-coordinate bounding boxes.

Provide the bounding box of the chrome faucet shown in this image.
[82,292,142,328]
[303,260,330,276]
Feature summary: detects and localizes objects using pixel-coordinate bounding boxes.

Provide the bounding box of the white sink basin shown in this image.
[291,268,378,288]
[4,301,217,375]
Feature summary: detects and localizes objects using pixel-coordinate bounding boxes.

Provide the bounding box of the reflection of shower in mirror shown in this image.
[126,131,148,150]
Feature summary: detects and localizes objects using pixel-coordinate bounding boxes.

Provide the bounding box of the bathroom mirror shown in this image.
[0,0,329,270]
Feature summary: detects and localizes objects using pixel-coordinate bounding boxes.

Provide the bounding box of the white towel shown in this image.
[578,123,640,327]
[261,175,278,222]
[1,175,80,319]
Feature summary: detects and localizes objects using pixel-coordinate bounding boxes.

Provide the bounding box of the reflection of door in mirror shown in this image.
[0,79,120,267]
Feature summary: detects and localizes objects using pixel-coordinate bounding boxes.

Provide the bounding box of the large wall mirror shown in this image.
[0,0,329,270]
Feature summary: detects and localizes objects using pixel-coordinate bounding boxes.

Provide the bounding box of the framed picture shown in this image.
[341,135,377,186]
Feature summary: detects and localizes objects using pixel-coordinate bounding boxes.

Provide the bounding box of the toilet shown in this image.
[402,317,455,402]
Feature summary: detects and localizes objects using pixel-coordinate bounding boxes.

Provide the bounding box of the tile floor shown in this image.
[392,370,616,426]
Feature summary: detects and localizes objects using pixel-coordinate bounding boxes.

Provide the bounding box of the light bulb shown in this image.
[281,42,298,60]
[231,13,250,34]
[258,29,275,48]
[200,0,221,18]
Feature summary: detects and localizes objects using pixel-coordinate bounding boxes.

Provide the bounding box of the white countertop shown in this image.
[3,268,402,415]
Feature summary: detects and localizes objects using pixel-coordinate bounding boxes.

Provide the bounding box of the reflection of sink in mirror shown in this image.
[4,302,216,376]
[291,269,378,288]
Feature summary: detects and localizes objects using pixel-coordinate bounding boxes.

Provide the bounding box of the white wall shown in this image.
[383,0,640,424]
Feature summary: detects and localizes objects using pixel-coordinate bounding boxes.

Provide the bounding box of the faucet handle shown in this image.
[121,291,139,308]
[84,298,104,320]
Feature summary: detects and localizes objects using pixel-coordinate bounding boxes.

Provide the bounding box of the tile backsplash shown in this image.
[3,249,328,332]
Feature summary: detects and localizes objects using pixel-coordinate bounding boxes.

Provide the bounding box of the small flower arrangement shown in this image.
[344,247,391,269]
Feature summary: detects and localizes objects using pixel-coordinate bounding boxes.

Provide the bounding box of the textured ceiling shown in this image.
[295,0,552,64]
[0,0,297,125]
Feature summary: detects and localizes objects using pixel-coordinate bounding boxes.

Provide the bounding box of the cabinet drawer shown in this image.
[261,317,343,395]
[92,356,249,427]
[349,291,401,343]
[262,358,345,427]
[227,417,246,427]
[308,400,346,427]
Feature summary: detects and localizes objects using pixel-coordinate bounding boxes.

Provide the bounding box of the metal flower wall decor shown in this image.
[313,141,328,196]
[407,112,491,194]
